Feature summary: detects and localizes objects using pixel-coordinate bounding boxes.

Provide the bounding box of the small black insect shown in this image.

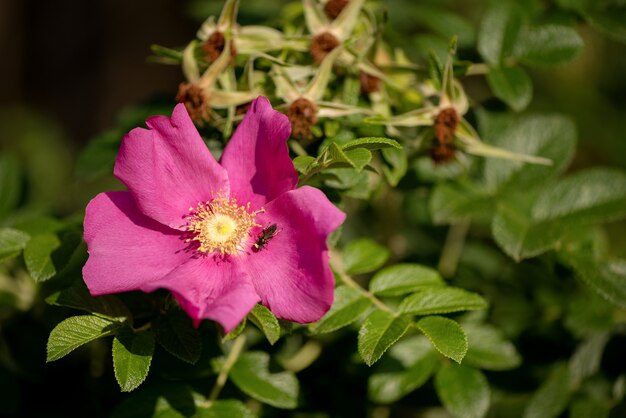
[252,224,278,252]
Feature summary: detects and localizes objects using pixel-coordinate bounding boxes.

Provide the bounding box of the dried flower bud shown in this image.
[324,0,349,20]
[176,82,210,123]
[202,31,237,63]
[434,107,460,145]
[310,32,340,64]
[286,98,318,142]
[430,142,456,164]
[360,70,381,94]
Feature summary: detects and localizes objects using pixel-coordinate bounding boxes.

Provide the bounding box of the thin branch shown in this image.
[204,333,247,407]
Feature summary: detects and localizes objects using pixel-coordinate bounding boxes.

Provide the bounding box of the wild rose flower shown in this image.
[83,96,345,332]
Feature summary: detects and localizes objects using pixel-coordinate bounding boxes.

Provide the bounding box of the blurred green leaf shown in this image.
[416,316,468,363]
[477,1,523,65]
[514,25,584,66]
[222,351,298,409]
[0,155,21,220]
[76,130,121,179]
[429,182,492,224]
[310,285,372,334]
[154,309,201,364]
[195,400,255,418]
[46,283,132,321]
[0,228,30,262]
[569,397,610,418]
[399,287,488,316]
[463,324,522,370]
[487,66,533,111]
[358,310,411,366]
[523,364,572,418]
[343,238,390,275]
[381,147,408,187]
[248,304,281,345]
[23,233,61,282]
[113,328,155,392]
[47,315,123,362]
[568,333,609,384]
[369,263,444,297]
[435,363,490,418]
[584,8,626,43]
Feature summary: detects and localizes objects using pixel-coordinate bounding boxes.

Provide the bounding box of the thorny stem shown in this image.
[438,218,471,278]
[204,333,247,407]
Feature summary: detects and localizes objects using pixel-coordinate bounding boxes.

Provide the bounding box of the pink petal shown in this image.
[243,186,346,323]
[83,192,189,296]
[145,257,261,332]
[220,96,297,209]
[114,103,229,230]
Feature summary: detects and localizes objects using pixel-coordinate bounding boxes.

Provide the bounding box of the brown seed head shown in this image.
[360,70,381,94]
[434,107,460,145]
[324,0,349,20]
[202,31,237,64]
[286,98,319,142]
[310,32,340,64]
[430,142,456,165]
[176,82,211,123]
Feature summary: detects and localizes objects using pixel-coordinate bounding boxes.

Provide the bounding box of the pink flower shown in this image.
[83,97,345,332]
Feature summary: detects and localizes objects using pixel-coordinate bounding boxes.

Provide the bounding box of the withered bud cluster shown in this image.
[324,0,349,20]
[431,107,459,164]
[202,31,237,63]
[286,98,319,142]
[310,32,340,64]
[176,83,211,123]
[360,71,381,94]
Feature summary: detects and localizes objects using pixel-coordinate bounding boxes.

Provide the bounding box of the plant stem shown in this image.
[438,218,471,278]
[205,333,247,407]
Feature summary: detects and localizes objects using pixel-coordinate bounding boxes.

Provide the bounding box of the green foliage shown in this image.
[0,228,30,262]
[398,287,487,315]
[47,315,123,362]
[523,365,572,418]
[342,238,390,275]
[486,66,533,111]
[435,363,491,418]
[112,328,155,392]
[369,263,444,297]
[309,285,371,334]
[247,304,281,345]
[154,309,202,364]
[358,310,412,366]
[416,316,468,364]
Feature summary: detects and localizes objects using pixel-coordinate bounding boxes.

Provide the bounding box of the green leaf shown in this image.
[532,168,626,224]
[224,351,299,409]
[358,310,411,366]
[568,333,609,384]
[429,182,493,224]
[23,233,61,282]
[435,364,490,418]
[0,228,30,262]
[343,238,390,275]
[477,1,523,65]
[463,324,522,371]
[195,400,255,418]
[0,155,21,219]
[344,148,372,172]
[310,285,371,334]
[113,328,155,392]
[416,316,468,363]
[248,304,281,345]
[47,315,123,362]
[584,8,626,43]
[223,318,247,343]
[368,336,439,404]
[484,115,576,192]
[370,263,444,297]
[76,130,122,179]
[342,137,401,151]
[293,155,316,174]
[399,287,488,316]
[46,284,132,321]
[487,66,533,112]
[523,364,572,418]
[381,147,408,187]
[514,25,584,66]
[154,309,201,364]
[569,397,610,418]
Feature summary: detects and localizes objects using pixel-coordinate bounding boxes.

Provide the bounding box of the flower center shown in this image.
[185,197,260,255]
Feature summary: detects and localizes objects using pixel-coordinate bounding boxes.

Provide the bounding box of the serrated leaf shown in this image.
[47,315,123,362]
[113,328,155,392]
[248,304,281,345]
[532,168,626,224]
[195,400,256,418]
[399,287,488,316]
[310,285,372,334]
[368,337,439,404]
[429,182,493,225]
[221,351,298,409]
[416,316,468,363]
[154,310,201,364]
[0,228,30,261]
[344,148,372,172]
[223,318,247,343]
[23,233,61,282]
[293,155,316,174]
[370,263,444,297]
[463,324,521,371]
[435,363,490,418]
[523,364,572,418]
[358,310,411,366]
[342,137,401,151]
[487,66,533,112]
[343,238,390,275]
[477,1,523,65]
[46,284,131,321]
[484,115,576,192]
[514,25,583,66]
